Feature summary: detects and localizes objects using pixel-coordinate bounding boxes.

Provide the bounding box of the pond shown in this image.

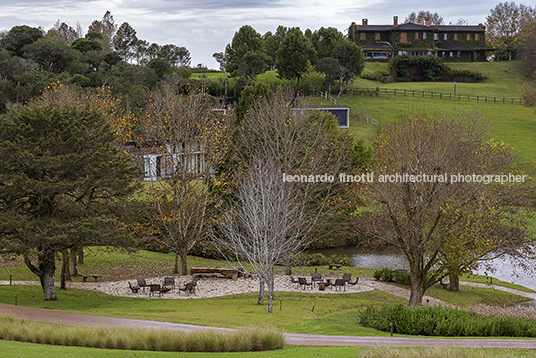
[309,246,536,292]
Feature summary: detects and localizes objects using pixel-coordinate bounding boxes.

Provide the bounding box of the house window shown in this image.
[434,33,438,40]
[457,51,461,57]
[444,33,448,40]
[360,32,366,40]
[450,52,453,57]
[467,33,471,40]
[475,34,479,41]
[454,33,458,40]
[423,32,427,39]
[400,32,407,43]
[415,32,419,40]
[366,52,373,58]
[375,32,380,40]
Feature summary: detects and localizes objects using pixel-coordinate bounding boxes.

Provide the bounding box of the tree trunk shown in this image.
[174,252,180,274]
[70,248,78,276]
[408,268,425,306]
[25,248,58,301]
[77,246,84,265]
[267,267,274,313]
[448,273,460,291]
[60,249,71,290]
[257,279,265,305]
[179,249,188,275]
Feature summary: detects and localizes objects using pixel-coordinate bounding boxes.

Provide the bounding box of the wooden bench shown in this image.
[328,264,342,270]
[80,274,101,282]
[191,266,239,280]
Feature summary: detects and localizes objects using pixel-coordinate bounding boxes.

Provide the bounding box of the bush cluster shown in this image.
[443,68,487,82]
[361,68,392,83]
[373,268,411,285]
[360,304,536,337]
[0,315,285,352]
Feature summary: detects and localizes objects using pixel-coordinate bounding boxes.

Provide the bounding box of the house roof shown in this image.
[361,42,395,51]
[431,25,484,32]
[357,23,484,33]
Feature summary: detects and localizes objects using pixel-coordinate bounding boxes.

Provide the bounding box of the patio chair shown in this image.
[289,275,300,289]
[149,284,162,298]
[298,277,312,290]
[311,272,323,288]
[163,277,175,290]
[334,278,346,291]
[128,281,140,293]
[137,278,149,292]
[347,277,359,288]
[179,281,196,296]
[342,273,352,283]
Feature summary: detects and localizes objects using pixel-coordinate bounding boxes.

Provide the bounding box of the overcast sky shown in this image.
[0,0,501,69]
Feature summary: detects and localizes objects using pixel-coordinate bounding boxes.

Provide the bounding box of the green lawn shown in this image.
[2,340,536,358]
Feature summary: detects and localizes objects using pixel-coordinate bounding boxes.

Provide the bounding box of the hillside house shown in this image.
[349,16,489,62]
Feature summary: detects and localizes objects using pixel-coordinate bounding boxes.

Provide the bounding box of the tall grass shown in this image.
[0,314,284,352]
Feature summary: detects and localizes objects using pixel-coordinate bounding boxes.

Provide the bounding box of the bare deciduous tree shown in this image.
[216,158,310,312]
[141,85,231,274]
[213,90,357,312]
[358,114,534,306]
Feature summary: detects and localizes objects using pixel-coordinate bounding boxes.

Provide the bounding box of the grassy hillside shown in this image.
[192,62,535,173]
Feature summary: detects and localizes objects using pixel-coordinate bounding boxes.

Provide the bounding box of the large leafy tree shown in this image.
[22,37,78,73]
[225,25,266,75]
[310,27,344,59]
[331,40,365,96]
[0,104,142,300]
[358,114,534,306]
[486,2,536,46]
[404,11,444,25]
[1,25,43,57]
[275,28,317,83]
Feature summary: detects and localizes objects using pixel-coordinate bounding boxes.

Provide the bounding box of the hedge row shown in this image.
[360,304,536,337]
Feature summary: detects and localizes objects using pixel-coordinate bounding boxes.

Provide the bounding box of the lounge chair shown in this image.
[149,284,162,298]
[334,278,346,291]
[311,272,323,287]
[289,275,300,288]
[137,278,149,292]
[128,281,140,293]
[179,281,195,296]
[298,277,312,290]
[347,277,359,288]
[163,277,175,290]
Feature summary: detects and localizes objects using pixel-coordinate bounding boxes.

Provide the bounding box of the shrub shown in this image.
[360,304,536,337]
[373,267,393,282]
[444,68,487,82]
[393,271,411,285]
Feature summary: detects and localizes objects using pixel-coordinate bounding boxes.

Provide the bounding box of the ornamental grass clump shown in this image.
[0,314,284,352]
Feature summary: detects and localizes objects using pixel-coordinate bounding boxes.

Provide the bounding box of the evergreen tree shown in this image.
[0,104,142,300]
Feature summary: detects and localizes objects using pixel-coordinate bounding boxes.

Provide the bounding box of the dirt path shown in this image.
[1,303,536,349]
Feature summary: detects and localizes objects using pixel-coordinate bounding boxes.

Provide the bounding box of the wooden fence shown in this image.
[351,88,523,105]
